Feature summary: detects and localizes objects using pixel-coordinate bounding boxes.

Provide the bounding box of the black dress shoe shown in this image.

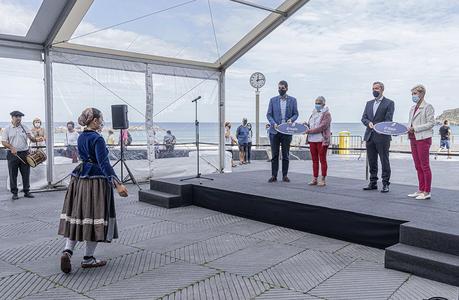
[282,176,290,182]
[12,194,19,200]
[381,185,390,193]
[24,193,35,198]
[363,184,378,191]
[268,176,277,183]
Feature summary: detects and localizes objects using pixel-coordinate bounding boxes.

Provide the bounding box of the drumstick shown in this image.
[14,154,28,165]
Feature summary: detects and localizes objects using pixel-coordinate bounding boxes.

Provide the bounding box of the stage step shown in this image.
[385,243,459,286]
[400,222,459,256]
[150,180,191,197]
[138,190,182,208]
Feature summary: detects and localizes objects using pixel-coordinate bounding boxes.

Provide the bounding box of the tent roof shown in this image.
[0,0,309,71]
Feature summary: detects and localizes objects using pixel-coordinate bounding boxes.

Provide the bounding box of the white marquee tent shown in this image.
[0,0,308,185]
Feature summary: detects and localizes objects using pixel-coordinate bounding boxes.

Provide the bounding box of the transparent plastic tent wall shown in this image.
[0,0,308,189]
[0,52,225,190]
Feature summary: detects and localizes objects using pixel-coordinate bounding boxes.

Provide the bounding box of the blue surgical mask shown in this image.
[315,104,322,111]
[412,95,420,103]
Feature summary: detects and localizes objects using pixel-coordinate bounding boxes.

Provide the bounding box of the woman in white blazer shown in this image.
[407,84,435,200]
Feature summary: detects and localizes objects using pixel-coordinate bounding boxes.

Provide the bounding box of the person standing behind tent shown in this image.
[58,107,128,274]
[163,130,176,152]
[246,123,253,163]
[266,80,299,182]
[361,81,395,193]
[30,117,46,149]
[225,122,237,168]
[120,129,132,147]
[2,111,44,200]
[107,129,116,146]
[435,120,452,159]
[65,121,79,163]
[236,118,250,164]
[304,96,332,186]
[407,84,435,200]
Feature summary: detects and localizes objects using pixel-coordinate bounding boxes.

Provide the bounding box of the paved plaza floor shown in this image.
[0,158,458,299]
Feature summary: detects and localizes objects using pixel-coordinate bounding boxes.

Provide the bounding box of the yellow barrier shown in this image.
[338,131,351,155]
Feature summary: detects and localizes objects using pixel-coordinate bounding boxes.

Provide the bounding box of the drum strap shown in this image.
[19,125,32,152]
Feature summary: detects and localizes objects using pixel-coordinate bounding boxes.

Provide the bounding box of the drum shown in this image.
[26,149,47,168]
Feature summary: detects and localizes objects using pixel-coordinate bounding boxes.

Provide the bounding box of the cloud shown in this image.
[2,0,459,126]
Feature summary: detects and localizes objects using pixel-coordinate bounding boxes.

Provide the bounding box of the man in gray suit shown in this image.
[361,81,395,193]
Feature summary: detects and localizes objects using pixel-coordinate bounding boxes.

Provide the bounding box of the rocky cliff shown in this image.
[436,108,459,125]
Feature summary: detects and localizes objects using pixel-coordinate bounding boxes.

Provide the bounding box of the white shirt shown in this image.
[1,124,31,152]
[373,96,383,117]
[66,131,79,146]
[280,96,287,123]
[308,108,325,142]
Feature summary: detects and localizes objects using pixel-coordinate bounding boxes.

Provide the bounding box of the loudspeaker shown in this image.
[111,104,129,129]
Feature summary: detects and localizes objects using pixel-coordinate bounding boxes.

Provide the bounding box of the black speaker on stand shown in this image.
[111,104,141,190]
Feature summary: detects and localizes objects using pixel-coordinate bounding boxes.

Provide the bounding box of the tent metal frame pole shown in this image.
[218,69,226,172]
[44,48,55,185]
[145,64,155,179]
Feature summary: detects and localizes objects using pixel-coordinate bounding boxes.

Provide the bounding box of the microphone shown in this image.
[191,96,202,103]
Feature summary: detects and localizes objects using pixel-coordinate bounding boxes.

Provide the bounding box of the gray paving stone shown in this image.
[48,251,175,293]
[21,287,91,300]
[0,214,35,225]
[254,288,320,299]
[335,243,385,264]
[389,275,459,300]
[159,206,221,223]
[250,226,306,244]
[0,209,18,218]
[160,271,271,299]
[18,243,139,277]
[118,204,170,218]
[186,213,245,229]
[309,260,409,300]
[254,249,355,293]
[0,229,60,251]
[0,260,23,279]
[208,241,303,276]
[115,212,162,229]
[289,232,350,252]
[166,233,260,264]
[0,271,55,300]
[0,237,69,263]
[86,261,219,299]
[115,221,187,245]
[214,219,275,236]
[132,228,223,253]
[0,220,54,238]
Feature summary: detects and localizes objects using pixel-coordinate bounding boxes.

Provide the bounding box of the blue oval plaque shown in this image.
[374,121,408,136]
[276,123,309,135]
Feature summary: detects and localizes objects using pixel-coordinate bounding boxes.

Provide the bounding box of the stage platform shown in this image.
[139,170,459,286]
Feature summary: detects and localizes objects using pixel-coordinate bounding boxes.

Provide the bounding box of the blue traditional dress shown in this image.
[58,130,119,242]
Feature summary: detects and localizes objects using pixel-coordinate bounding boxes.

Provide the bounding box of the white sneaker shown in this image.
[415,193,431,200]
[408,191,422,198]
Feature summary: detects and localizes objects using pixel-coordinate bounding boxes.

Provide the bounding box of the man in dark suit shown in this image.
[266,80,299,183]
[361,81,395,193]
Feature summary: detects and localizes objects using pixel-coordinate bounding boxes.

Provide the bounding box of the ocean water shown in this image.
[1,122,458,145]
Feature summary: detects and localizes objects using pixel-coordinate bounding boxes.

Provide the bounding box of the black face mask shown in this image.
[372,91,380,98]
[278,89,287,96]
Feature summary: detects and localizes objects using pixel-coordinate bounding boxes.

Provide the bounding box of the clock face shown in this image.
[249,72,266,89]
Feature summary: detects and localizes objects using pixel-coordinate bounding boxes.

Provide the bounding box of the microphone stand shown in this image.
[181,96,214,182]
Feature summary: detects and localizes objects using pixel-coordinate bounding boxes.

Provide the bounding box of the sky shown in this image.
[1,0,459,124]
